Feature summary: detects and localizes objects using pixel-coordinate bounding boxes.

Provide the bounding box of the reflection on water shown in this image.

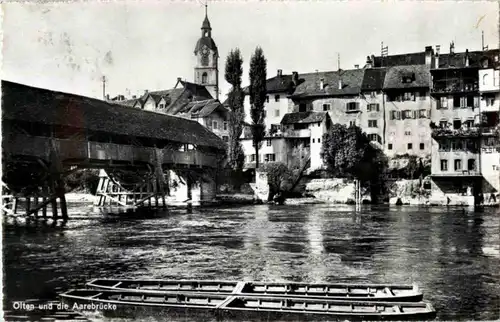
[3,204,500,321]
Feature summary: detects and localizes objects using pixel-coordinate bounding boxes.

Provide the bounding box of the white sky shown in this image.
[1,0,498,100]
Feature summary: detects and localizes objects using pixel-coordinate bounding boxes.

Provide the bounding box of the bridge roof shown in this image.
[1,80,226,152]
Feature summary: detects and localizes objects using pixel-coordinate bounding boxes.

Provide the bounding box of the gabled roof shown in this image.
[179,80,213,100]
[243,74,296,95]
[281,111,328,125]
[383,65,431,89]
[373,52,426,67]
[291,69,365,98]
[1,80,225,151]
[176,99,228,118]
[361,68,387,91]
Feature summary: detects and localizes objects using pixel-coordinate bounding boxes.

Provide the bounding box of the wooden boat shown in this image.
[60,289,436,321]
[86,278,423,302]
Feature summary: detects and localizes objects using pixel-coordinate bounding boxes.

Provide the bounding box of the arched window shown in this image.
[202,72,208,84]
[483,74,489,86]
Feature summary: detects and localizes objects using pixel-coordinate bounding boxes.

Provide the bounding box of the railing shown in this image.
[431,127,480,138]
[431,82,478,94]
[431,170,482,177]
[283,129,311,138]
[3,134,219,168]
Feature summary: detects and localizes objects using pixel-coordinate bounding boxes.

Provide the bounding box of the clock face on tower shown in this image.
[201,46,209,66]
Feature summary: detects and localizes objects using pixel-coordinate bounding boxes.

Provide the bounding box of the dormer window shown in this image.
[401,73,415,83]
[159,103,165,109]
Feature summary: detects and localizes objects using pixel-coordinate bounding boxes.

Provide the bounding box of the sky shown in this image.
[1,0,499,100]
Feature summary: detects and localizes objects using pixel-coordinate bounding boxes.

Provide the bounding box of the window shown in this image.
[323,104,331,111]
[299,104,307,112]
[263,110,267,118]
[318,138,321,143]
[454,159,462,171]
[275,95,280,102]
[202,72,208,84]
[418,109,427,118]
[274,109,280,117]
[223,122,228,131]
[466,96,474,108]
[266,139,271,146]
[264,154,276,162]
[312,138,315,143]
[222,136,229,142]
[266,96,269,103]
[367,103,380,112]
[468,159,476,171]
[346,102,360,112]
[419,90,427,100]
[368,134,381,143]
[452,140,464,151]
[483,74,489,86]
[349,120,356,127]
[407,143,413,150]
[388,143,393,150]
[440,160,448,171]
[453,96,461,108]
[368,120,378,128]
[250,154,256,162]
[439,120,448,128]
[439,141,450,151]
[159,103,165,109]
[453,119,461,129]
[212,120,218,129]
[405,131,411,136]
[420,143,425,150]
[402,110,413,119]
[438,97,448,109]
[390,111,400,120]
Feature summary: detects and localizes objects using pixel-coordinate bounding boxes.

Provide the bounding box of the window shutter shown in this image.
[397,111,401,120]
[412,111,417,119]
[474,97,480,108]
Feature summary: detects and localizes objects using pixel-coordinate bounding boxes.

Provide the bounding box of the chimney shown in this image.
[277,69,282,77]
[354,64,359,69]
[338,79,343,90]
[365,55,373,68]
[435,45,440,69]
[450,41,455,54]
[320,78,325,89]
[132,95,137,99]
[292,71,299,85]
[425,46,434,66]
[465,49,469,67]
[144,89,149,95]
[106,94,110,101]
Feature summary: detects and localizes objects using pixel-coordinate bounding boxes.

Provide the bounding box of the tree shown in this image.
[224,49,245,170]
[261,162,293,203]
[321,123,389,202]
[249,47,267,169]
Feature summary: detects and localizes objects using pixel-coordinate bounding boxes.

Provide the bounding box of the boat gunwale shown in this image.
[86,278,418,290]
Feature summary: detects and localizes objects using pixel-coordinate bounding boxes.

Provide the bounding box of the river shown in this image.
[3,204,499,321]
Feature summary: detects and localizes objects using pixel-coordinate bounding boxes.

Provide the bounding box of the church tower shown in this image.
[194,5,219,100]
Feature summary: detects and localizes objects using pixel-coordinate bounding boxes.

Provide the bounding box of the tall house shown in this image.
[240,70,298,169]
[429,44,498,201]
[194,10,219,100]
[383,64,432,158]
[360,67,387,151]
[478,50,500,195]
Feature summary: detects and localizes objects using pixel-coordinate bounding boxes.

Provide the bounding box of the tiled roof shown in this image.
[436,49,499,69]
[1,80,225,151]
[177,99,228,118]
[291,69,365,98]
[243,74,296,95]
[179,81,213,100]
[281,111,327,124]
[373,52,425,67]
[383,65,431,89]
[361,68,387,91]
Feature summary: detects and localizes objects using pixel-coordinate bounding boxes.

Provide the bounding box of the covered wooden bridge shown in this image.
[1,80,226,219]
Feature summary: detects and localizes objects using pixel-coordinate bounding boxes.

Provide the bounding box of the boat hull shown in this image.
[86,279,424,302]
[60,289,436,321]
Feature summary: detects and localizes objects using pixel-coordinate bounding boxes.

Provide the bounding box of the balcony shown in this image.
[430,170,482,178]
[283,129,311,138]
[431,81,478,95]
[431,127,481,138]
